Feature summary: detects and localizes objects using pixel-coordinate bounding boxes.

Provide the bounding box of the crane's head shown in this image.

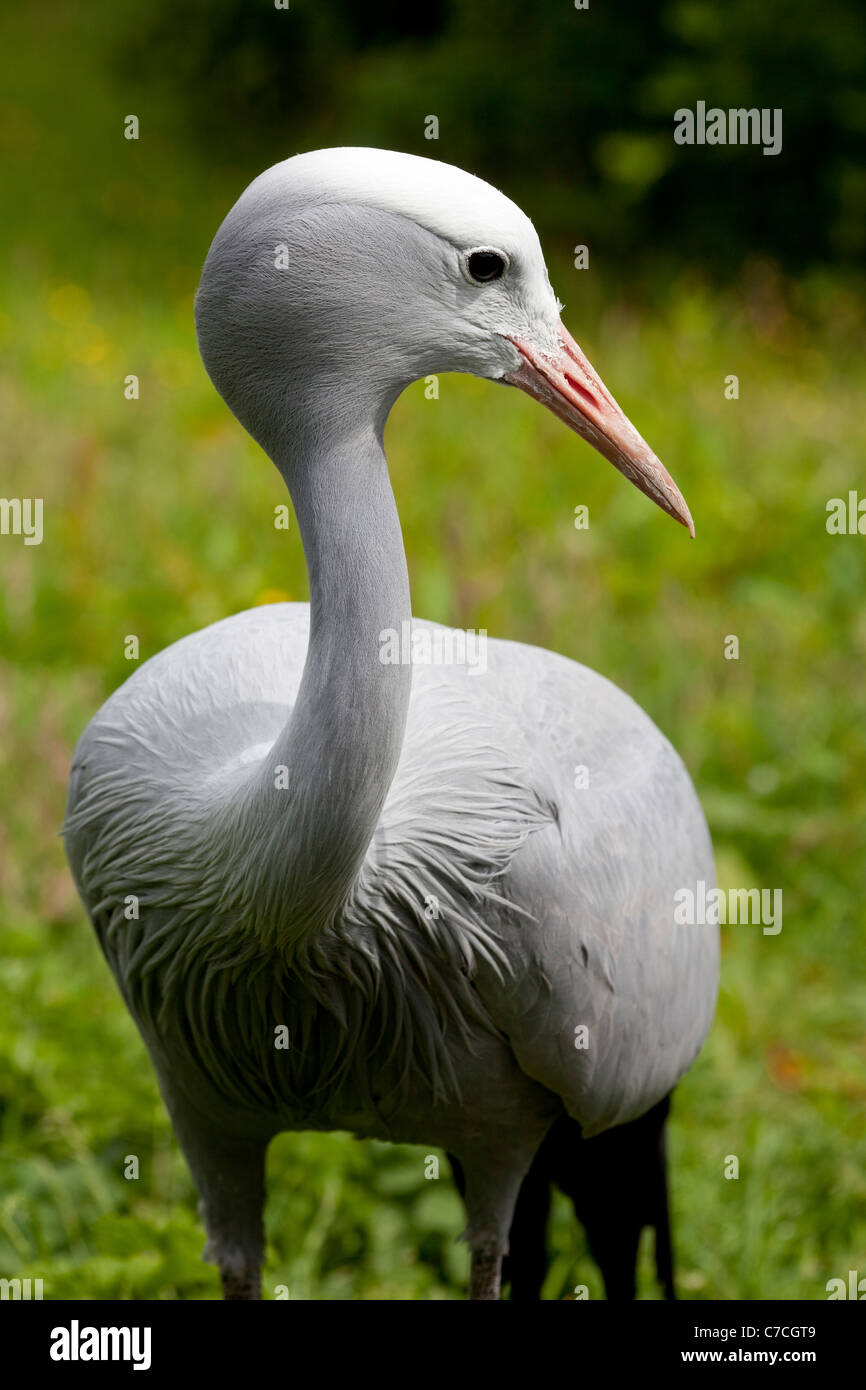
[196,147,692,533]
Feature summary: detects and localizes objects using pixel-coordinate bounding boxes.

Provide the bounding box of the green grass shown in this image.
[1,2,865,1300]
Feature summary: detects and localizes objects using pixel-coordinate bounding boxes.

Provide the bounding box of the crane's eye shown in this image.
[463,248,508,285]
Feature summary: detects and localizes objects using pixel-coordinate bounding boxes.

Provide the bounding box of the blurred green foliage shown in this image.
[126,0,866,269]
[0,0,865,1299]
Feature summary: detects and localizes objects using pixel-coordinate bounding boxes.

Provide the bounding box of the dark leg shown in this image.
[477,1093,677,1301]
[221,1266,263,1301]
[551,1095,676,1301]
[450,1094,677,1302]
[652,1100,677,1300]
[502,1154,552,1300]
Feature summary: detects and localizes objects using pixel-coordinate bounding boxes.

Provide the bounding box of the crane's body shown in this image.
[64,147,719,1299]
[67,603,715,1139]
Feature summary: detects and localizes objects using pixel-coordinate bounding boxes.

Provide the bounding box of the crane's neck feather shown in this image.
[228,419,413,939]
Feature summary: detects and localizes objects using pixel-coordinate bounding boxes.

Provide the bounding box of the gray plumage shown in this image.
[64,148,718,1300]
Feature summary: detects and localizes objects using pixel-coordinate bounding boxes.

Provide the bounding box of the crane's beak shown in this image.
[502,323,694,536]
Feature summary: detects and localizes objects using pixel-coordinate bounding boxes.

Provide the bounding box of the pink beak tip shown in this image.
[676,496,696,539]
[506,328,696,540]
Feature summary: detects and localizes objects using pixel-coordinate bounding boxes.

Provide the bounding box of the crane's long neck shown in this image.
[234,414,412,944]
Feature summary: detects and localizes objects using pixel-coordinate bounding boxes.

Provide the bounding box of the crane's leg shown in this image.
[551,1095,675,1301]
[454,1098,676,1300]
[449,1150,551,1300]
[452,1143,548,1301]
[651,1100,677,1301]
[469,1240,504,1300]
[155,1074,270,1300]
[443,1039,559,1300]
[192,1129,268,1300]
[502,1151,553,1299]
[448,1157,508,1298]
